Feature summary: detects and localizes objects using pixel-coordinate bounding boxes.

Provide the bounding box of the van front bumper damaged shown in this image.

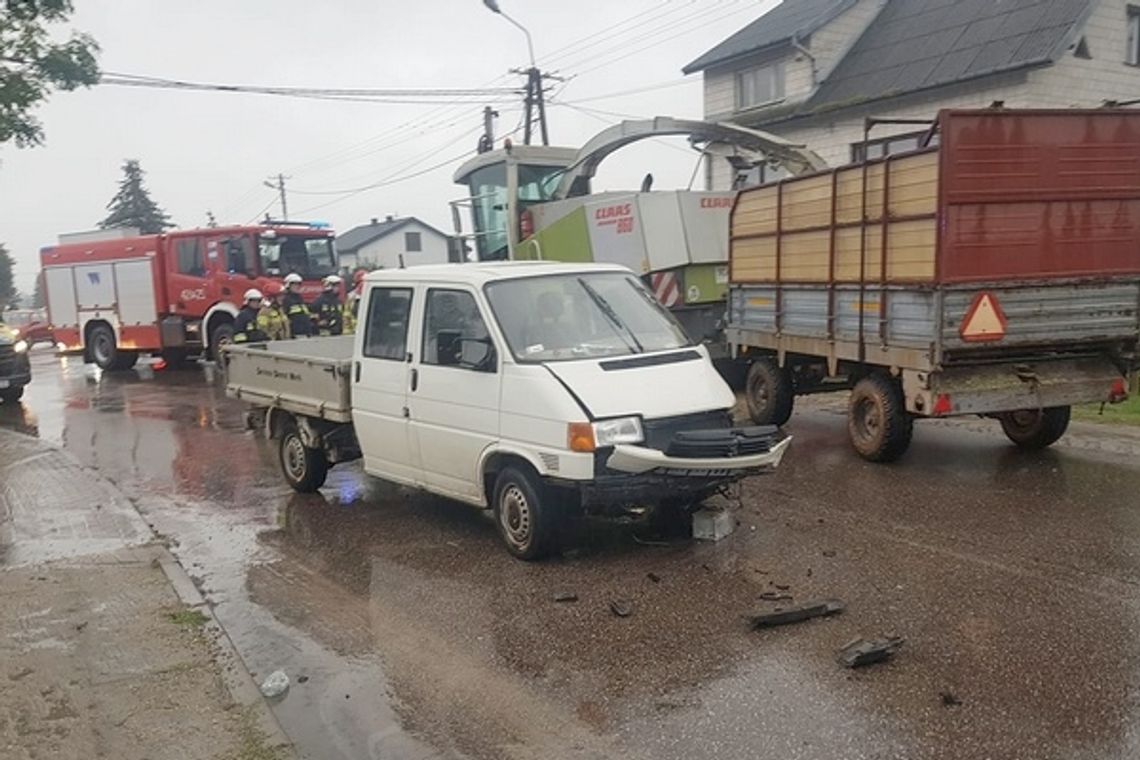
[607,434,791,475]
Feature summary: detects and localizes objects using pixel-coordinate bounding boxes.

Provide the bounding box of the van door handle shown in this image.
[410,368,419,392]
[354,361,361,383]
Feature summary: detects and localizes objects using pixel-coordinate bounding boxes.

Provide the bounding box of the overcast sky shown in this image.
[0,0,777,295]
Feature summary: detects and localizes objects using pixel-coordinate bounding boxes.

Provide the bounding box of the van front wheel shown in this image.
[493,466,558,561]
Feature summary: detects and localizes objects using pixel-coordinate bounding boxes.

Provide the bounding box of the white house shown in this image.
[685,0,1140,189]
[336,216,454,270]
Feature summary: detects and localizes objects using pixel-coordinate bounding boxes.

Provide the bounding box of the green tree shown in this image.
[31,271,43,308]
[99,159,173,233]
[0,244,15,308]
[0,0,100,147]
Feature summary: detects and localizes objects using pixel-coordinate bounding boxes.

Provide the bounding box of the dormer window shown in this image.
[736,61,786,109]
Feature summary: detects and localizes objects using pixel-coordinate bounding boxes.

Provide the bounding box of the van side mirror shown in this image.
[460,338,496,372]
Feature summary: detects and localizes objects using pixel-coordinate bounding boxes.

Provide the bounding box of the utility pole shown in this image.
[264,174,289,220]
[511,67,560,146]
[478,106,499,153]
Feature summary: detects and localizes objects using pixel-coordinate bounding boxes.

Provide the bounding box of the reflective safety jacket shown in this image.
[233,306,269,343]
[312,291,344,336]
[257,303,290,341]
[282,290,313,337]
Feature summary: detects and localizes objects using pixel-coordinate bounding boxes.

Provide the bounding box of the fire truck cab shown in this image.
[41,222,338,370]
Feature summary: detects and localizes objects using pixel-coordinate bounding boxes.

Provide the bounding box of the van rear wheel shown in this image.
[999,407,1071,450]
[493,466,558,561]
[279,422,329,493]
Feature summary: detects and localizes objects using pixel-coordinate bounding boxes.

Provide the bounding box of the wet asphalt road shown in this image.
[5,349,1140,760]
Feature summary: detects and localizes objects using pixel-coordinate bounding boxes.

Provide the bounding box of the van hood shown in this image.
[543,346,735,420]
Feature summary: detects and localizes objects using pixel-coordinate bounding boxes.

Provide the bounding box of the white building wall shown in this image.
[343,221,450,270]
[704,0,1140,189]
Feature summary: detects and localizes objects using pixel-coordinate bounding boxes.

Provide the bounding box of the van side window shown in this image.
[363,288,413,361]
[176,238,205,276]
[422,289,496,372]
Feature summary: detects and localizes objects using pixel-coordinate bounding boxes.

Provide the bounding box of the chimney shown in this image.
[370,217,379,225]
[385,214,395,222]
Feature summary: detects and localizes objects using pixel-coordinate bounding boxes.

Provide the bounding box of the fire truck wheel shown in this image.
[209,323,235,361]
[999,407,1071,450]
[88,323,138,372]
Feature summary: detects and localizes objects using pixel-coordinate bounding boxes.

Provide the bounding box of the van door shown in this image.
[352,285,420,485]
[408,287,501,501]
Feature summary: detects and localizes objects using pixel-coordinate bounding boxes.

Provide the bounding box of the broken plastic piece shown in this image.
[609,600,633,618]
[837,636,905,668]
[259,670,290,698]
[750,599,845,629]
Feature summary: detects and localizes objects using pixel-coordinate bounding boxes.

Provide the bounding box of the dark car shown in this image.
[0,318,32,404]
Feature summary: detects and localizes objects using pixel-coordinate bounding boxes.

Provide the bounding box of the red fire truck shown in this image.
[40,222,338,370]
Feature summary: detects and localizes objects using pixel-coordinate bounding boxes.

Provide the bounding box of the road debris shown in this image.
[750,599,845,629]
[647,572,661,584]
[940,691,962,707]
[259,670,290,698]
[692,508,735,541]
[822,550,837,558]
[759,591,793,601]
[773,582,791,590]
[837,637,905,668]
[553,592,579,603]
[609,600,633,618]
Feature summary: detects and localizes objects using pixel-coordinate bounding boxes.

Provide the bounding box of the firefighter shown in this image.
[342,269,366,335]
[257,281,290,341]
[282,272,313,337]
[233,289,270,343]
[312,275,344,336]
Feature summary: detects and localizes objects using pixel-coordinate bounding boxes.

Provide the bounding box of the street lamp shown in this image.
[482,0,536,67]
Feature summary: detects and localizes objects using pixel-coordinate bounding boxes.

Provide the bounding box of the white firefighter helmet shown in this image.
[322,274,343,289]
[243,288,264,303]
[284,272,303,285]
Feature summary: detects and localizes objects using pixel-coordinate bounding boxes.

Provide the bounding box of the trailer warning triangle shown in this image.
[959,292,1007,342]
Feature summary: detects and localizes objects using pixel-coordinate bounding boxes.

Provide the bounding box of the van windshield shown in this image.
[259,235,338,279]
[484,272,691,363]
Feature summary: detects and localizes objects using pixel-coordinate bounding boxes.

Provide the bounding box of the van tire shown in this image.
[745,358,794,426]
[493,466,558,561]
[999,407,1071,450]
[279,421,328,493]
[848,374,913,462]
[88,324,138,371]
[0,386,24,404]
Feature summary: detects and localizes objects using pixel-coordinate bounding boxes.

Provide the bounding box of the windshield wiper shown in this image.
[577,278,644,354]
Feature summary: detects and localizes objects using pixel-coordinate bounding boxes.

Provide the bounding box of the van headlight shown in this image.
[13,340,28,354]
[567,416,644,452]
[593,416,644,447]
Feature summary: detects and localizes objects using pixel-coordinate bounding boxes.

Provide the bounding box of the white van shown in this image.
[224,262,790,559]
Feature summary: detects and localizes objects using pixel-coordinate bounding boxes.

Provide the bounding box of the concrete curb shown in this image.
[0,428,297,758]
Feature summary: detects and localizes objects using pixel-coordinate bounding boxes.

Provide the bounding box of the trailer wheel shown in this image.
[279,421,329,493]
[88,323,138,371]
[0,386,24,404]
[999,407,1071,450]
[493,466,558,561]
[848,374,913,462]
[745,358,794,426]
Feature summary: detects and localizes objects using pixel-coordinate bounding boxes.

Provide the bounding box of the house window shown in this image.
[1128,7,1140,65]
[404,231,422,252]
[851,131,937,163]
[736,61,785,110]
